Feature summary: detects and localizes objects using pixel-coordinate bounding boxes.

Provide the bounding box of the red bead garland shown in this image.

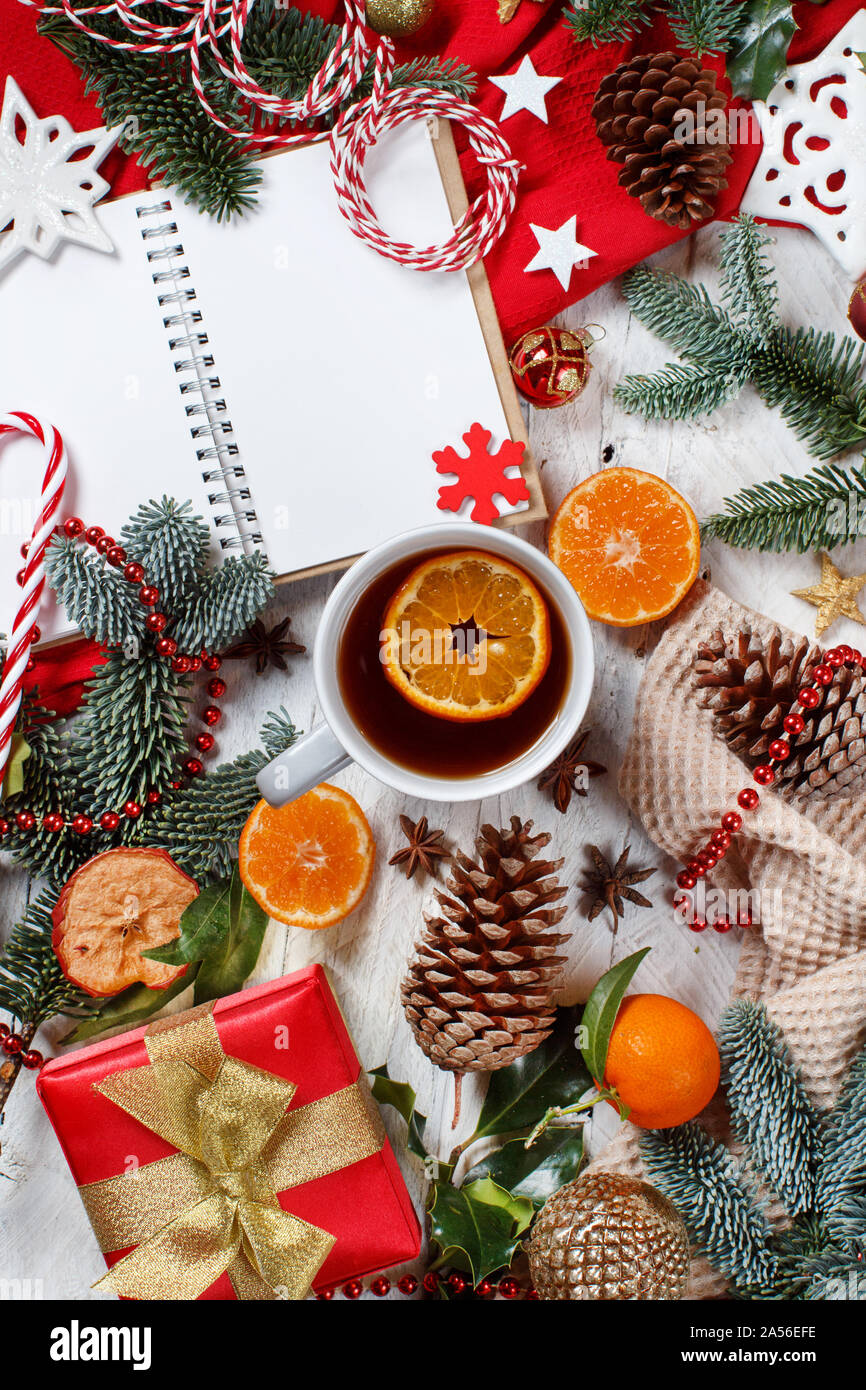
[675,645,865,933]
[0,517,231,844]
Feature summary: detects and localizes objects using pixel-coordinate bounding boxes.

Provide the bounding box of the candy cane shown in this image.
[0,413,67,789]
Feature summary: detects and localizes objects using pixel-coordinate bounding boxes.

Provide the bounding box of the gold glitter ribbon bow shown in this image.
[78,1004,385,1301]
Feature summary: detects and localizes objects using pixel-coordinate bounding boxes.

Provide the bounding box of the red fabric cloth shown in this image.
[37,964,422,1296]
[24,637,106,716]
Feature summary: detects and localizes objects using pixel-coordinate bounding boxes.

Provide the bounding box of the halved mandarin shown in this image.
[239,784,375,929]
[380,550,550,722]
[548,467,700,627]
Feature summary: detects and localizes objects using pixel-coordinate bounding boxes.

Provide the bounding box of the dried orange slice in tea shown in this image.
[548,467,700,627]
[380,550,550,722]
[239,783,375,929]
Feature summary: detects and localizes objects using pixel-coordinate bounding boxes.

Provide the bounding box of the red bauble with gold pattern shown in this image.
[508,326,593,409]
[848,280,866,343]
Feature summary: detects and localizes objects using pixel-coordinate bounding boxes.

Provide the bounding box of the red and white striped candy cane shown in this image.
[0,413,67,790]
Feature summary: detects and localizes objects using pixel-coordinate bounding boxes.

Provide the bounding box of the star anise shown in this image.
[388,814,450,880]
[223,616,306,674]
[581,844,656,930]
[538,729,607,814]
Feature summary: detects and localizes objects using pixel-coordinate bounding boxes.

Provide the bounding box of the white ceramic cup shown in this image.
[256,522,594,805]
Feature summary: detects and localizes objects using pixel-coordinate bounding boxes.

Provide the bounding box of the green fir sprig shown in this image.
[641,1000,866,1299]
[701,460,866,553]
[616,216,866,461]
[41,3,476,221]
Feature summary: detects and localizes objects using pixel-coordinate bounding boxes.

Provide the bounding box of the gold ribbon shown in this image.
[78,1003,385,1301]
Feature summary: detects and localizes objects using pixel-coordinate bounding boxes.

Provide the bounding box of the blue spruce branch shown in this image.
[814,1048,866,1218]
[45,536,146,648]
[119,497,210,615]
[719,213,778,345]
[170,551,275,653]
[718,1001,821,1217]
[641,1122,776,1287]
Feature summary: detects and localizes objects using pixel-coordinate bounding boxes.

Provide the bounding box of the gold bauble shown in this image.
[526,1173,690,1300]
[365,0,436,38]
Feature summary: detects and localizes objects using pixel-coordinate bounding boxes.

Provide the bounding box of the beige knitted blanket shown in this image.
[589,581,866,1297]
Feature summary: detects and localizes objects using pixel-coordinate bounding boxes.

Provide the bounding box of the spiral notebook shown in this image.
[0,121,542,644]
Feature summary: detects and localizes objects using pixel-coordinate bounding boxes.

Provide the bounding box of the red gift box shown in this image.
[38,965,421,1298]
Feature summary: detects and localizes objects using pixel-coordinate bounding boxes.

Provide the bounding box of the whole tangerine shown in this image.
[602,993,720,1129]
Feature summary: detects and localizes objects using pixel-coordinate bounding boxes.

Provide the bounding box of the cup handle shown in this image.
[256,723,351,807]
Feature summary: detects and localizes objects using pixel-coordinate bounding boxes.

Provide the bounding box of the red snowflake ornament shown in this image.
[433,423,530,526]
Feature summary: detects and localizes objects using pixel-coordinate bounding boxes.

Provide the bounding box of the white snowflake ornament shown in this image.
[0,76,118,275]
[741,11,866,280]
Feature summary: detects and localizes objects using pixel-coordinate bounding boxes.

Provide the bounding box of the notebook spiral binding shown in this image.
[135,199,263,552]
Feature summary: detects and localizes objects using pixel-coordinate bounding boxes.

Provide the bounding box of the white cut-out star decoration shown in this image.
[490,55,562,124]
[0,76,118,275]
[524,216,597,291]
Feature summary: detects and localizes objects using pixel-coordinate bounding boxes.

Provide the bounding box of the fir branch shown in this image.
[564,0,654,45]
[718,1001,821,1217]
[69,651,191,812]
[0,890,89,1028]
[701,459,866,552]
[719,213,778,345]
[2,693,87,885]
[666,0,749,56]
[620,264,744,369]
[641,1122,776,1287]
[614,360,749,418]
[120,498,209,617]
[170,552,275,653]
[814,1048,866,1218]
[754,327,866,461]
[45,535,146,648]
[140,707,297,879]
[616,217,866,460]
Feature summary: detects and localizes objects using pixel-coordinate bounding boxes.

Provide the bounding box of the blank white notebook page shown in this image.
[170,124,517,575]
[0,194,219,641]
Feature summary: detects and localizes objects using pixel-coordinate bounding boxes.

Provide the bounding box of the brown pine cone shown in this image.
[401,818,569,1080]
[591,52,732,229]
[694,627,866,798]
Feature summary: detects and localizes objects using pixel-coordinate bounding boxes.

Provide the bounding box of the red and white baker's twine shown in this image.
[0,413,67,793]
[17,0,521,270]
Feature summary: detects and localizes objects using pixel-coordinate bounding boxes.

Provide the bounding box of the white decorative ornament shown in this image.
[490,55,562,125]
[740,10,866,280]
[0,76,118,275]
[524,215,597,291]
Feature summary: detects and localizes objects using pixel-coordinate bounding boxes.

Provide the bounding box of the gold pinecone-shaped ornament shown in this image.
[694,627,866,798]
[591,51,732,229]
[527,1174,690,1300]
[401,818,569,1120]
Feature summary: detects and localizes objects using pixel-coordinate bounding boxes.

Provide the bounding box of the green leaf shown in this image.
[144,878,232,966]
[428,1177,528,1283]
[464,1127,585,1208]
[193,867,269,1004]
[473,1005,593,1142]
[143,866,269,1004]
[1,734,31,801]
[726,0,797,102]
[581,948,650,1085]
[370,1065,429,1161]
[61,967,197,1043]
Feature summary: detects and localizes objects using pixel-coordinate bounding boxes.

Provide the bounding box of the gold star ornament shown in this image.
[791,552,866,638]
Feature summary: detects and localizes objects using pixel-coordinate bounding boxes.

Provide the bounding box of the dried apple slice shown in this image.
[52,847,198,997]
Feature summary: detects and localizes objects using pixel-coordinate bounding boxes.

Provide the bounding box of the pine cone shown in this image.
[401,818,569,1079]
[694,627,866,798]
[527,1174,690,1300]
[591,52,732,230]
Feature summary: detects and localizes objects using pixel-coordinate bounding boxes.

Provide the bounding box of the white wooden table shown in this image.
[2,223,863,1300]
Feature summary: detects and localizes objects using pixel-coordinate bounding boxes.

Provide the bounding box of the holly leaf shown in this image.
[581,948,650,1085]
[143,866,268,1003]
[726,0,798,102]
[472,1004,592,1142]
[428,1177,529,1283]
[1,733,30,801]
[464,1127,585,1208]
[61,967,197,1043]
[370,1065,429,1161]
